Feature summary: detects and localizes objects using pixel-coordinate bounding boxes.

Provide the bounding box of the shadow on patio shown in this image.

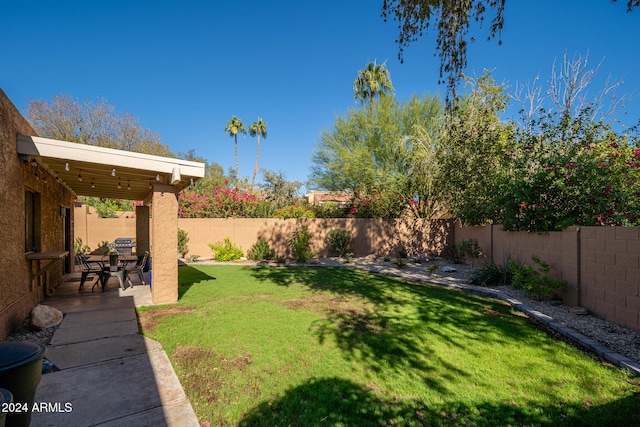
[30,271,199,426]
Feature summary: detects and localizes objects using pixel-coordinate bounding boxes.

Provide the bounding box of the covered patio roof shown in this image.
[17,134,205,200]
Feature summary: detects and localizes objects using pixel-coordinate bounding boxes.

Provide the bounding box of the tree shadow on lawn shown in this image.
[177,265,216,300]
[248,266,573,393]
[237,377,640,426]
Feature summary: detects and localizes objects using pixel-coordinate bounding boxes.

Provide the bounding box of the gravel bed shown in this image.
[494,285,640,364]
[4,319,57,346]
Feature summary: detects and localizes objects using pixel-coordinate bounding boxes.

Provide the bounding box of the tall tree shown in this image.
[353,61,395,114]
[310,93,443,216]
[258,169,303,210]
[224,116,246,177]
[25,93,172,156]
[248,118,268,188]
[382,0,638,104]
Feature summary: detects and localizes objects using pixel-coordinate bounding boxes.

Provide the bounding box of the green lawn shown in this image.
[138,265,640,426]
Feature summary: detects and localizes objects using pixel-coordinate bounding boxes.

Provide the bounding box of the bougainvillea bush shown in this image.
[500,114,640,231]
[179,185,275,218]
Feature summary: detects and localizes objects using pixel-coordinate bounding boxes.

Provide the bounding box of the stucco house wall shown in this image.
[0,89,75,340]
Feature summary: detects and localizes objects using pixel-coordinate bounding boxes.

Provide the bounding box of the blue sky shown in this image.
[2,1,639,190]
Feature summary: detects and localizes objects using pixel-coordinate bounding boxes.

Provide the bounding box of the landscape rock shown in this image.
[569,306,589,315]
[441,266,457,273]
[30,304,63,330]
[364,254,377,261]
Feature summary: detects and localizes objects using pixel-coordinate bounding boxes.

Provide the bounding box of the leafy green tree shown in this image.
[310,94,443,217]
[224,116,246,177]
[353,61,395,115]
[437,71,514,225]
[249,118,268,188]
[258,169,303,210]
[83,197,136,218]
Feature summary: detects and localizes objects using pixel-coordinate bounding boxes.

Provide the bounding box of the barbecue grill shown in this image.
[107,237,136,256]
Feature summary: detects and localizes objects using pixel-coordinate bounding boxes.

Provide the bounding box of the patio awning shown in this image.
[17,134,205,200]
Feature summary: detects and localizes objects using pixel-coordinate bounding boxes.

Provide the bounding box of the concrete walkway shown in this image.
[32,273,200,426]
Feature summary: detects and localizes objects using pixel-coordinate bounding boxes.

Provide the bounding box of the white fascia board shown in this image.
[17,135,205,178]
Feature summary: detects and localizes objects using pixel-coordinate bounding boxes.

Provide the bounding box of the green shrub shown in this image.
[442,245,464,264]
[288,222,315,262]
[443,238,482,264]
[208,237,243,261]
[512,255,567,299]
[273,205,315,219]
[393,259,407,268]
[247,239,276,261]
[74,237,90,255]
[96,240,110,255]
[325,228,352,257]
[397,246,408,259]
[178,228,189,258]
[472,257,521,287]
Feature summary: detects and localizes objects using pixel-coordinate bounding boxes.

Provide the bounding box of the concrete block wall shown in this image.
[580,227,640,330]
[455,224,640,331]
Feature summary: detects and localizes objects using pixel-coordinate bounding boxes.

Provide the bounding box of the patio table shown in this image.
[85,255,138,291]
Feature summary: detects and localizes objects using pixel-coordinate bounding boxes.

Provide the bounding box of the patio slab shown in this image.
[56,307,137,327]
[29,278,199,426]
[45,292,134,313]
[33,350,198,426]
[49,319,139,345]
[46,335,161,370]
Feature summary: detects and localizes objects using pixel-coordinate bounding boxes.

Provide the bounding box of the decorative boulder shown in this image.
[441,266,457,273]
[30,305,63,330]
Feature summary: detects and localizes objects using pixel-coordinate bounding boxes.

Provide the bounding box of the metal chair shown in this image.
[75,254,103,291]
[125,251,149,287]
[96,253,127,292]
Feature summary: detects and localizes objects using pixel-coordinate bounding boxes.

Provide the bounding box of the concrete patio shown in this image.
[32,272,199,426]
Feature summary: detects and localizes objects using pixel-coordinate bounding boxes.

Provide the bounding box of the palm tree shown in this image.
[224,116,246,177]
[249,118,268,187]
[353,61,395,114]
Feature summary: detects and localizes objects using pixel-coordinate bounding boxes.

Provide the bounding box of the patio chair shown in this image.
[76,254,103,291]
[95,253,127,292]
[125,251,149,287]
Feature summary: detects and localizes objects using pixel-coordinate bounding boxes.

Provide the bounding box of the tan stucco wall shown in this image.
[74,211,452,260]
[175,218,452,259]
[0,89,75,340]
[74,205,139,252]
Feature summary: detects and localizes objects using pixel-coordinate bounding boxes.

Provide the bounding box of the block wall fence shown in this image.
[455,224,640,332]
[74,206,640,332]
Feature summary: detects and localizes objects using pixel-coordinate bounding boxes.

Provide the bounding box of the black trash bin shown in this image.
[0,342,46,427]
[0,387,13,427]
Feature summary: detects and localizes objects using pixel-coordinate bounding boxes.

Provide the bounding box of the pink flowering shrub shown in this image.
[179,186,275,218]
[501,120,640,231]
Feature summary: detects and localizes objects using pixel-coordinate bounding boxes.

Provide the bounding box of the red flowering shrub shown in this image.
[179,186,275,218]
